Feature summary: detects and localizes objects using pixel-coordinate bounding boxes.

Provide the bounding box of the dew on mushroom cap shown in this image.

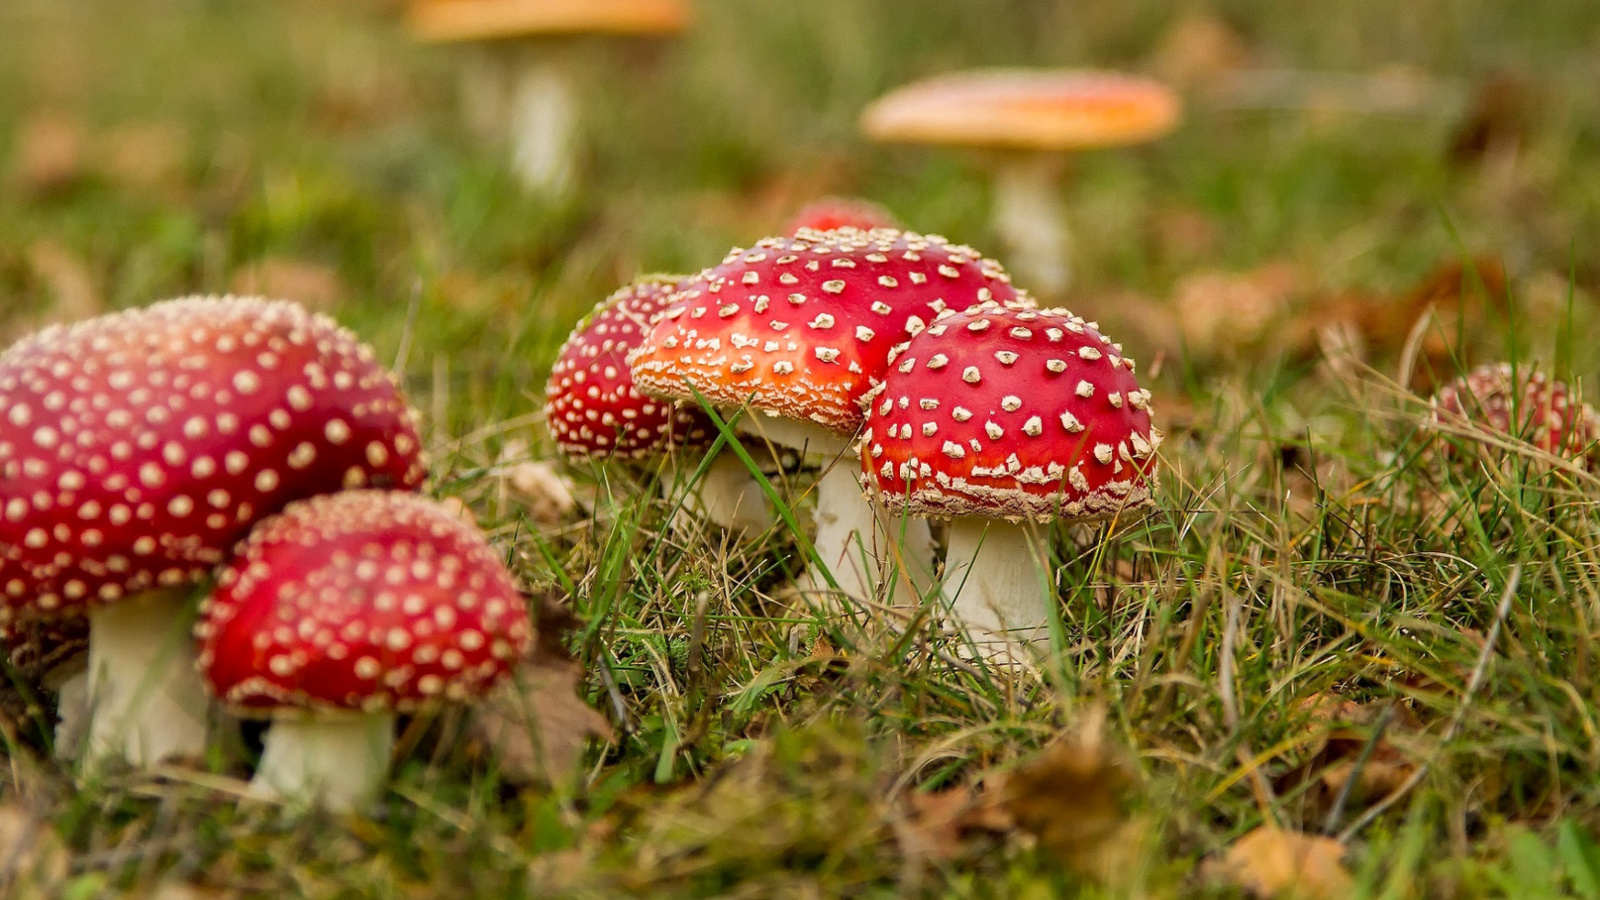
[629,227,1034,434]
[196,490,532,714]
[0,295,428,624]
[860,300,1161,523]
[545,276,713,461]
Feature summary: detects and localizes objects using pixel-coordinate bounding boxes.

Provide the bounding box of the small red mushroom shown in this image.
[196,490,532,811]
[631,228,1030,604]
[1429,363,1598,468]
[783,197,900,235]
[546,277,770,533]
[859,301,1160,658]
[0,295,426,765]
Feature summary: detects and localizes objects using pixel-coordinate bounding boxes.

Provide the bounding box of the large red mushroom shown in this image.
[196,490,532,811]
[860,301,1160,659]
[0,296,426,765]
[631,227,1032,606]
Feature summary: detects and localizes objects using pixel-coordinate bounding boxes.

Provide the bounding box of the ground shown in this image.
[3,0,1600,897]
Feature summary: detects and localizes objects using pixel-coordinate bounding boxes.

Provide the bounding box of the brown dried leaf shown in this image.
[1275,694,1419,822]
[1174,263,1302,359]
[996,710,1140,875]
[1205,827,1353,899]
[11,113,85,194]
[230,257,345,311]
[0,803,70,896]
[471,595,610,785]
[501,458,577,527]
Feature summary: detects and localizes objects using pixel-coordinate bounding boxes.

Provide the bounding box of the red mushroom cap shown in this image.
[1430,363,1599,467]
[0,296,427,622]
[630,228,1033,435]
[195,491,532,714]
[860,302,1160,522]
[545,276,714,460]
[783,198,900,235]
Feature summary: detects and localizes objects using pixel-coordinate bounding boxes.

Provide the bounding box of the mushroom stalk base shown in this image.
[993,153,1069,296]
[252,713,396,813]
[664,451,774,537]
[85,588,209,767]
[942,518,1052,661]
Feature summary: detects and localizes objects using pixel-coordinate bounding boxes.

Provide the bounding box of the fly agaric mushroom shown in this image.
[860,301,1160,659]
[546,276,771,534]
[861,69,1180,296]
[195,490,532,811]
[784,197,901,235]
[631,227,1032,605]
[406,0,688,194]
[0,296,426,766]
[1429,363,1599,468]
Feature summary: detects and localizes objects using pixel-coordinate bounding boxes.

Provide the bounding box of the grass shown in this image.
[4,0,1600,896]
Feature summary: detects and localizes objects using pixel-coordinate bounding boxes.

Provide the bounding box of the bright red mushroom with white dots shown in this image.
[0,296,426,766]
[631,227,1032,605]
[196,490,532,811]
[1429,363,1599,468]
[860,301,1160,658]
[546,277,771,534]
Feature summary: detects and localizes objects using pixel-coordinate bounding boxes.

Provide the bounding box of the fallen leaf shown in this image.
[500,454,577,527]
[10,113,85,194]
[1204,826,1353,899]
[1275,694,1418,824]
[0,803,70,896]
[895,784,1013,863]
[470,593,611,784]
[1174,263,1302,359]
[996,711,1140,874]
[230,257,345,311]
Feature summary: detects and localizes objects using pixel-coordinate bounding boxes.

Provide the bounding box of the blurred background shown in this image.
[1,0,1598,439]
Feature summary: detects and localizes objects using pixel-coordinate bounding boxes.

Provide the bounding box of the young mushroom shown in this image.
[1429,363,1599,469]
[630,227,1032,607]
[195,491,532,812]
[860,301,1161,661]
[546,276,772,534]
[783,197,901,235]
[0,296,427,766]
[861,70,1180,296]
[406,0,688,194]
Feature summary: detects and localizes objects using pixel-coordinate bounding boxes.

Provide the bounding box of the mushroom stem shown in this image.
[992,153,1070,296]
[942,518,1052,659]
[664,450,774,536]
[85,587,209,767]
[47,658,89,761]
[251,713,396,813]
[506,44,579,194]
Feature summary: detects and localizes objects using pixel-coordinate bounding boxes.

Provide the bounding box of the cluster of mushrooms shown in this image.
[0,224,1585,823]
[544,215,1165,663]
[0,296,531,811]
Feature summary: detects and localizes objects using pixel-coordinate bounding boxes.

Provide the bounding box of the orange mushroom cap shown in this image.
[407,0,688,43]
[861,69,1181,152]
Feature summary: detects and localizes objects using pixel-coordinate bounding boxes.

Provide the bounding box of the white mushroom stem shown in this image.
[506,45,579,194]
[941,518,1052,659]
[740,415,934,608]
[662,450,774,537]
[251,712,396,813]
[991,152,1070,296]
[85,587,209,767]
